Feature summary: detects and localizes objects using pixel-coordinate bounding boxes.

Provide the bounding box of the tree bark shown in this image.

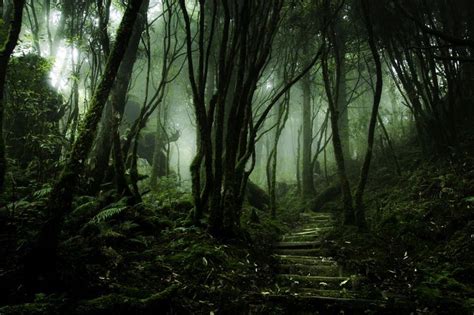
[301,71,315,199]
[334,20,350,161]
[24,0,145,291]
[353,0,384,229]
[89,0,149,193]
[0,0,25,193]
[322,45,354,225]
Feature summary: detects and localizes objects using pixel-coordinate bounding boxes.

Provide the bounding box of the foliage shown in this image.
[5,54,64,183]
[90,198,129,223]
[324,135,474,313]
[1,184,284,314]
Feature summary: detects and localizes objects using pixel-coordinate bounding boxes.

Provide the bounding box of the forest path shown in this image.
[253,212,412,314]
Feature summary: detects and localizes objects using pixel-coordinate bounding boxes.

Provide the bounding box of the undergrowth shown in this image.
[0,177,286,314]
[324,136,474,314]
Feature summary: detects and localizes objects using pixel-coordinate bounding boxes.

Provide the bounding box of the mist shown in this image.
[0,0,473,314]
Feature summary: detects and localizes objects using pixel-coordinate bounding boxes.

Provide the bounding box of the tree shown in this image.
[180,0,320,237]
[301,62,315,198]
[265,67,291,217]
[321,0,383,228]
[322,41,355,224]
[353,0,383,229]
[377,0,472,153]
[0,0,25,193]
[25,0,145,291]
[179,0,285,236]
[88,0,150,194]
[321,0,354,224]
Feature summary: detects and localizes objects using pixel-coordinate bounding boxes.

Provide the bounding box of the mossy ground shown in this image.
[0,180,290,314]
[323,135,474,314]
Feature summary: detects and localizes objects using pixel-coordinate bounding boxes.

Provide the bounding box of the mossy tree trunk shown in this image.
[25,0,145,290]
[89,0,149,194]
[0,0,24,194]
[180,0,324,238]
[180,0,283,237]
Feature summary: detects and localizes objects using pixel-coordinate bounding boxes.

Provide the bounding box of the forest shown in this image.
[0,0,473,314]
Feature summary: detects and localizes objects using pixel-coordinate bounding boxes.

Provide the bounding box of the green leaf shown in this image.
[90,206,128,223]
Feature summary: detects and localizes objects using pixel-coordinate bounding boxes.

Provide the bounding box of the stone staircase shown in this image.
[254,212,413,314]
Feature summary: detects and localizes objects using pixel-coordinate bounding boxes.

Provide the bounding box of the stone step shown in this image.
[300,212,333,218]
[300,221,334,229]
[292,231,329,238]
[276,287,361,299]
[274,241,322,249]
[300,216,333,222]
[273,254,337,266]
[276,274,355,290]
[297,226,332,233]
[274,248,326,256]
[277,264,343,277]
[281,234,319,242]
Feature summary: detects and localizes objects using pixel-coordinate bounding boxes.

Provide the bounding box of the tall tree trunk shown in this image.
[268,88,290,217]
[301,71,315,199]
[24,0,145,291]
[89,0,149,193]
[322,45,354,225]
[0,0,25,193]
[353,0,384,229]
[335,21,350,161]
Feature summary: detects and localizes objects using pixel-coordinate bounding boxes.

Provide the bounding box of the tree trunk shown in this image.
[353,0,384,229]
[335,22,350,161]
[268,89,290,217]
[0,0,24,193]
[24,0,145,291]
[301,71,315,199]
[88,0,149,193]
[322,45,354,225]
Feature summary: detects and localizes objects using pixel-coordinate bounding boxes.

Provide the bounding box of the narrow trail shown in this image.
[253,212,413,314]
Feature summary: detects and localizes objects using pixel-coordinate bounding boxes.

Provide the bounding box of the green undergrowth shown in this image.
[1,181,286,314]
[324,137,474,314]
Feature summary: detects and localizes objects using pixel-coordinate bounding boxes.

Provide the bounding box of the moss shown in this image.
[320,138,474,313]
[74,286,177,314]
[0,303,60,315]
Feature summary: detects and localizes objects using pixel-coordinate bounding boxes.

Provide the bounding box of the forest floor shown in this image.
[0,189,287,314]
[1,134,474,314]
[319,135,474,314]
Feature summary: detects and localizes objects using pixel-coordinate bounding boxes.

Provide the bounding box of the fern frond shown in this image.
[91,206,128,223]
[33,186,52,199]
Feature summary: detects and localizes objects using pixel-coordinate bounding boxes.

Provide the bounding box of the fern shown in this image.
[91,206,128,223]
[33,186,52,199]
